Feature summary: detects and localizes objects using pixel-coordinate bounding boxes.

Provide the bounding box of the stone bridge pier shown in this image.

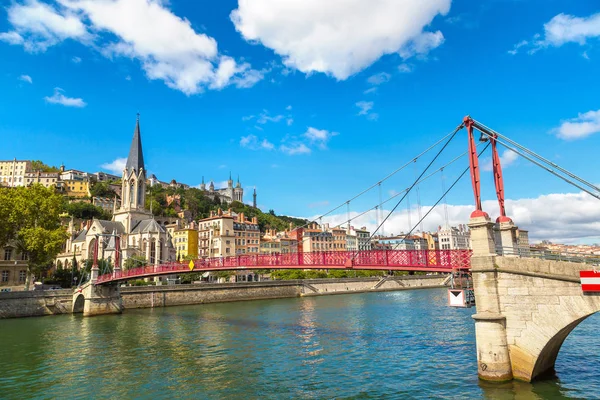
[469,213,600,382]
[72,267,122,317]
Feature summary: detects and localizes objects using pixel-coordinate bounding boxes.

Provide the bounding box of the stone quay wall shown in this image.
[0,289,74,319]
[0,275,448,318]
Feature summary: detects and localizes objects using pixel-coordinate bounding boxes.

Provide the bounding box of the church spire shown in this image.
[126,113,145,174]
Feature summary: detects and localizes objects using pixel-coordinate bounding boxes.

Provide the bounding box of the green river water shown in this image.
[0,288,598,399]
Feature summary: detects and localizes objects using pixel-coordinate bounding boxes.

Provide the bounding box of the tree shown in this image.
[30,160,60,173]
[123,254,148,271]
[0,185,68,289]
[89,181,117,199]
[65,201,111,220]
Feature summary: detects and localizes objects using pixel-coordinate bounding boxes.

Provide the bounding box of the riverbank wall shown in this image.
[0,275,448,318]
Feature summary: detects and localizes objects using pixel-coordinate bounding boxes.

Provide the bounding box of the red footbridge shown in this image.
[96,249,472,284]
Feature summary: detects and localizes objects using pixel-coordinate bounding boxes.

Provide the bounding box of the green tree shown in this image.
[30,160,60,173]
[0,185,68,289]
[65,201,111,220]
[89,182,117,199]
[123,254,148,271]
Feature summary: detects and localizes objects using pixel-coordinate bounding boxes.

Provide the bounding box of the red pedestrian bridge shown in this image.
[96,249,471,284]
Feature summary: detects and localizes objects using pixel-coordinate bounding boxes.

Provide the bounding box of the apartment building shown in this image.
[0,159,31,187]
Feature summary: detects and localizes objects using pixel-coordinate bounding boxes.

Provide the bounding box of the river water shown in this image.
[0,288,598,399]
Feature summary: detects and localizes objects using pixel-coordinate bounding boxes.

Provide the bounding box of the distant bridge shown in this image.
[95,249,471,284]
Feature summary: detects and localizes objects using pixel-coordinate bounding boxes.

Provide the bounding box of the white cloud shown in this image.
[309,191,600,243]
[100,157,127,175]
[260,138,274,150]
[71,56,81,63]
[0,31,25,45]
[553,109,600,140]
[19,74,32,83]
[257,110,284,124]
[44,87,86,107]
[286,118,293,126]
[363,87,377,95]
[367,72,391,85]
[304,127,338,149]
[511,12,600,55]
[0,0,263,94]
[239,134,274,150]
[482,149,519,172]
[543,13,600,47]
[398,31,444,59]
[0,0,89,52]
[356,101,374,115]
[231,0,450,80]
[280,143,311,155]
[508,39,529,55]
[285,105,292,111]
[398,63,413,73]
[356,100,378,120]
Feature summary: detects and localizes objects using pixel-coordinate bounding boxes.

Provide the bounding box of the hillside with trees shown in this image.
[145,185,308,230]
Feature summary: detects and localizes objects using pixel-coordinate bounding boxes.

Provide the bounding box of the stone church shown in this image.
[199,173,244,204]
[57,116,175,270]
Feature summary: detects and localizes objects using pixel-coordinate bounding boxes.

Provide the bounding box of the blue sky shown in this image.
[1,0,600,242]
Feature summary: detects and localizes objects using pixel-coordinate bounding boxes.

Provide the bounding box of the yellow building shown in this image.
[174,228,199,260]
[63,179,90,198]
[0,159,31,187]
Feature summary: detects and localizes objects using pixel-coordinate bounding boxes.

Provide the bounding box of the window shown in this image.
[18,270,26,283]
[21,252,28,261]
[1,270,8,282]
[4,248,12,261]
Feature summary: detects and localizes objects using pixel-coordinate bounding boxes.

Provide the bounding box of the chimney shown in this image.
[252,216,257,224]
[218,208,223,216]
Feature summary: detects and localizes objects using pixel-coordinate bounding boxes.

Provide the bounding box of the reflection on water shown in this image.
[0,288,598,399]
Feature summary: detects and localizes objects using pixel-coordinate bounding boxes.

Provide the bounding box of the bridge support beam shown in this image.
[469,213,513,382]
[73,283,123,317]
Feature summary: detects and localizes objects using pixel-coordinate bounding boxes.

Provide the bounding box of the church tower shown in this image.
[113,114,153,230]
[121,114,146,211]
[233,175,243,202]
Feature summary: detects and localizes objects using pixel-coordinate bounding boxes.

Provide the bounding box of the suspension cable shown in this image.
[472,119,600,193]
[328,143,481,234]
[351,124,464,260]
[441,167,450,228]
[490,136,600,201]
[291,126,463,232]
[401,143,492,243]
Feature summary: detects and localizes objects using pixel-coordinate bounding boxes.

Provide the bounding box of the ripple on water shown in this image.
[0,288,598,399]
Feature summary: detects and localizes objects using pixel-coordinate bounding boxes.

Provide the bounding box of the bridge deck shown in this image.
[96,249,471,284]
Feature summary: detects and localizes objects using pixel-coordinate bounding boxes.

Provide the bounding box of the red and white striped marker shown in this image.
[580,270,600,292]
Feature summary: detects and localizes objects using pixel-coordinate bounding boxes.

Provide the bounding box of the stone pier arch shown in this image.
[494,256,600,382]
[73,293,85,313]
[469,213,600,382]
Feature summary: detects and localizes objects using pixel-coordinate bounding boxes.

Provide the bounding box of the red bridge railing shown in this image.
[96,249,471,284]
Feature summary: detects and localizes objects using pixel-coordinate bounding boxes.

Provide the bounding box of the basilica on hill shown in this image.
[57,116,175,269]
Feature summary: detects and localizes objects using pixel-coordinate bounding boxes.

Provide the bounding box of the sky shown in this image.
[1,0,600,244]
